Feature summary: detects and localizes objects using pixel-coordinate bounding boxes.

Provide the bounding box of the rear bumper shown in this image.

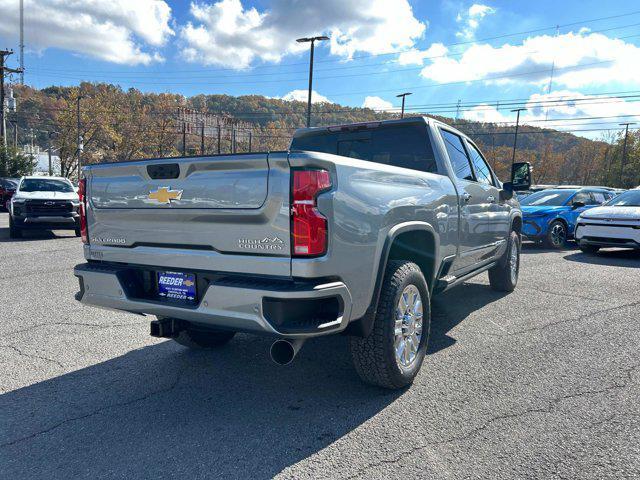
[575,223,640,249]
[74,262,353,339]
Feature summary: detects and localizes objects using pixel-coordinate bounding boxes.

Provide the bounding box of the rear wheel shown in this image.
[489,230,520,292]
[9,215,22,239]
[544,220,567,249]
[172,325,236,349]
[349,260,431,390]
[579,244,599,254]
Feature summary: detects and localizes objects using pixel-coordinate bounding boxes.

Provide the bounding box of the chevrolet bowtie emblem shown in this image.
[148,187,183,204]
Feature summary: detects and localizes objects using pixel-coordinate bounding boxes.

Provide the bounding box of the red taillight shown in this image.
[291,169,331,256]
[78,177,88,244]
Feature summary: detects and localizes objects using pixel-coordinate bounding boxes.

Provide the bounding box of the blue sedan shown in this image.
[521,188,615,248]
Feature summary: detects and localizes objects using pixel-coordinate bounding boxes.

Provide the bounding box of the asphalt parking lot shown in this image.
[0,211,639,480]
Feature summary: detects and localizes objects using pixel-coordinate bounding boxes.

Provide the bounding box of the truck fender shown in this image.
[344,221,440,338]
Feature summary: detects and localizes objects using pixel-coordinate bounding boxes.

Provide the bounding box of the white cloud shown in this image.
[397,43,448,66]
[0,0,173,65]
[362,96,394,111]
[180,0,426,68]
[456,3,495,40]
[420,31,640,88]
[280,89,331,104]
[462,90,640,138]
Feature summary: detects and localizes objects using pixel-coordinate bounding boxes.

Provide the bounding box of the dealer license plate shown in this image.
[157,271,196,303]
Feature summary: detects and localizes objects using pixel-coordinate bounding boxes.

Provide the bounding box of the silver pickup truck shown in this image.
[74,117,530,389]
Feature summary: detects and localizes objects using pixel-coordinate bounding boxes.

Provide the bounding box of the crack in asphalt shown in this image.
[343,363,640,479]
[4,321,146,337]
[483,300,640,337]
[0,358,187,448]
[0,344,64,368]
[523,285,606,303]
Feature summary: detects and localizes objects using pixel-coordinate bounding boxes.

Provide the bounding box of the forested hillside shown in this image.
[5,83,638,187]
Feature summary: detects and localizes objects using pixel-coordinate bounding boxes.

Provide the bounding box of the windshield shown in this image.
[604,190,640,207]
[19,178,74,193]
[520,189,576,206]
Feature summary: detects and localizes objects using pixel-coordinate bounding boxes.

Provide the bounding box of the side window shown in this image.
[466,142,494,186]
[440,129,474,181]
[591,192,607,204]
[572,192,591,205]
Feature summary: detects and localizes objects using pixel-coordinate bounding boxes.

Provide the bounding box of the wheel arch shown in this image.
[345,222,439,337]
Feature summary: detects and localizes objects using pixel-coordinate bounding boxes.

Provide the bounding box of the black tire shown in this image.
[349,260,431,390]
[172,325,236,349]
[579,244,599,254]
[9,215,22,239]
[544,220,567,249]
[489,230,520,292]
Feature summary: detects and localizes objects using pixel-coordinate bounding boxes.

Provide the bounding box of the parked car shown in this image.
[73,117,529,389]
[575,188,640,253]
[0,177,19,211]
[521,187,616,248]
[9,176,81,238]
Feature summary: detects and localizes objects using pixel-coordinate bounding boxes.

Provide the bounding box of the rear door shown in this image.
[438,128,494,271]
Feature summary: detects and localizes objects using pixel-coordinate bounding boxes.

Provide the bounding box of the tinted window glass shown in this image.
[440,129,474,181]
[291,123,438,173]
[466,142,493,185]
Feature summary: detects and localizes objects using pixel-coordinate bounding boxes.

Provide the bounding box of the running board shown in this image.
[433,261,498,294]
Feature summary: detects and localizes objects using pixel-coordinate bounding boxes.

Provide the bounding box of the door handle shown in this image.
[462,192,472,203]
[487,195,496,203]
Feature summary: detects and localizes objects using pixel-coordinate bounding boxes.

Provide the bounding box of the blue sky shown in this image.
[1,0,639,135]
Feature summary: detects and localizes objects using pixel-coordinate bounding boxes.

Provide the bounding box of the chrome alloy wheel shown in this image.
[550,223,566,247]
[509,237,519,284]
[394,285,423,368]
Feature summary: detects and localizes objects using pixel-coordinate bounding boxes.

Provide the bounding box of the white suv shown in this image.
[575,188,640,253]
[9,176,81,239]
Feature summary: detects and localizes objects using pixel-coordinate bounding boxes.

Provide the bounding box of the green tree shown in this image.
[0,145,37,177]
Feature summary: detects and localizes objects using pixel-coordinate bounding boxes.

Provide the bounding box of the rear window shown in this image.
[291,124,438,173]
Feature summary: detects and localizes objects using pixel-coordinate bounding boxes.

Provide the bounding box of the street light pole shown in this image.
[396,92,412,119]
[76,95,83,182]
[510,108,527,166]
[296,35,329,128]
[619,122,636,187]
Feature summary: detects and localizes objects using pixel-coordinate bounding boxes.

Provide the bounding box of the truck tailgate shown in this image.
[84,153,292,275]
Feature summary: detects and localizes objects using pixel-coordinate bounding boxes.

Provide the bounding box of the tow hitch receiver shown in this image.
[150,318,185,338]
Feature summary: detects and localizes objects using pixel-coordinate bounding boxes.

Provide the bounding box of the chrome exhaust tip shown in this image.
[270,338,305,365]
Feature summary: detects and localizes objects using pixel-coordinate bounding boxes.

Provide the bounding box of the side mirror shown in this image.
[572,201,585,209]
[511,162,532,190]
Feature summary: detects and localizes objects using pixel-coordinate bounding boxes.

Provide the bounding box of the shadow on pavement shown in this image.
[521,241,577,255]
[429,283,509,354]
[564,248,640,268]
[0,226,77,243]
[0,334,401,479]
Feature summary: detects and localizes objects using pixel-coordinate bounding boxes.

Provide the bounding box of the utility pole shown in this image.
[217,124,221,154]
[232,128,236,153]
[619,122,636,187]
[182,122,186,156]
[1,49,23,147]
[76,95,83,181]
[396,92,412,119]
[19,0,25,84]
[200,121,205,155]
[248,131,252,152]
[296,35,330,128]
[510,108,526,166]
[455,99,461,119]
[10,120,17,148]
